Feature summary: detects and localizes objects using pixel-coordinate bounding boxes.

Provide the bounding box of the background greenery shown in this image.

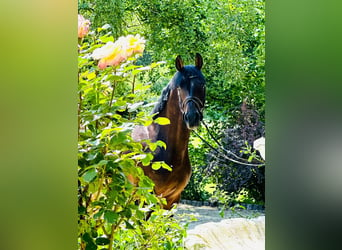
[79,0,265,206]
[78,28,193,248]
[78,0,265,248]
[2,0,342,250]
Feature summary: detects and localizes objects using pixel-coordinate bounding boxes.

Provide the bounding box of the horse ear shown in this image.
[195,53,203,70]
[175,55,184,71]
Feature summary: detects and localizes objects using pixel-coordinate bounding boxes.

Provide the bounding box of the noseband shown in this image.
[180,95,204,113]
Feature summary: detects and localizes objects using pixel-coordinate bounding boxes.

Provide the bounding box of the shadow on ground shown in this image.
[175,203,265,230]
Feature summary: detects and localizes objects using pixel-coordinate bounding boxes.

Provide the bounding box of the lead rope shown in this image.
[192,120,265,167]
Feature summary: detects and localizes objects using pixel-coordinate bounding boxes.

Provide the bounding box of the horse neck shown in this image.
[153,88,190,160]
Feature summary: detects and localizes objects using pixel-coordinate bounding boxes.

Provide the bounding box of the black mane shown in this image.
[151,84,171,119]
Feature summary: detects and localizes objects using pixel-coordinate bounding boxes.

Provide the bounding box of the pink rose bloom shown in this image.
[92,34,145,69]
[78,14,91,38]
[125,34,146,57]
[92,41,127,69]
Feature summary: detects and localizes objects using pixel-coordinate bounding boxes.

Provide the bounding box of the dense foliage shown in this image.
[78,23,189,250]
[206,101,265,205]
[78,0,265,247]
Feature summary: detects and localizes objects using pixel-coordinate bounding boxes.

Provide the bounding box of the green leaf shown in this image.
[112,114,122,120]
[97,160,108,166]
[149,142,157,152]
[86,72,96,80]
[123,64,140,72]
[110,131,127,146]
[148,194,159,204]
[151,162,161,170]
[147,140,166,152]
[93,209,104,219]
[95,237,110,246]
[151,161,172,171]
[98,35,114,43]
[248,155,254,162]
[82,169,97,183]
[121,208,132,219]
[85,152,98,161]
[131,154,146,160]
[156,140,167,149]
[78,205,86,215]
[161,162,172,171]
[143,119,153,126]
[139,176,154,188]
[113,100,127,107]
[125,220,135,229]
[141,153,153,166]
[107,75,124,81]
[82,233,97,250]
[104,210,118,224]
[219,208,225,218]
[154,117,170,125]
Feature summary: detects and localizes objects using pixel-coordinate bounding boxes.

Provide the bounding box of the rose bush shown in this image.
[78,17,190,250]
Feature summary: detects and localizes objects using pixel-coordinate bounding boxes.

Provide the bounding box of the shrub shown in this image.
[206,101,265,204]
[78,17,188,250]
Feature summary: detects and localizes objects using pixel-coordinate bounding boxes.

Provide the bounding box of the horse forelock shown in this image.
[182,65,204,76]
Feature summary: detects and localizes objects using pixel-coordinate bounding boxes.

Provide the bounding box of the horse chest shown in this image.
[146,164,191,199]
[146,153,191,182]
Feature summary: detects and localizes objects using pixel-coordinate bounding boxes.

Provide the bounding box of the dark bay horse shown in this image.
[132,53,206,209]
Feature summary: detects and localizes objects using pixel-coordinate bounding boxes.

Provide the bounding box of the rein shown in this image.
[193,120,265,167]
[174,75,263,167]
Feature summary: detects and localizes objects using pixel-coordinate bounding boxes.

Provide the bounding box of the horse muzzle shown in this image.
[179,94,204,130]
[183,111,202,130]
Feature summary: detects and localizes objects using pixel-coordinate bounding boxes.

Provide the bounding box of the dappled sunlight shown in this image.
[175,204,265,249]
[186,216,265,250]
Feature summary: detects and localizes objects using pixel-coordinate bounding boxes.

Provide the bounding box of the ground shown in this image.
[175,203,265,230]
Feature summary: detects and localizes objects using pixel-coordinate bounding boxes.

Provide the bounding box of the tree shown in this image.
[78,0,266,211]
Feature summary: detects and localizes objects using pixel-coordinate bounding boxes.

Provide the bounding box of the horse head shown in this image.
[174,53,206,130]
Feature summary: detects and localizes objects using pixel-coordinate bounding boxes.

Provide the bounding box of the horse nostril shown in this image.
[184,113,192,121]
[184,112,200,125]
